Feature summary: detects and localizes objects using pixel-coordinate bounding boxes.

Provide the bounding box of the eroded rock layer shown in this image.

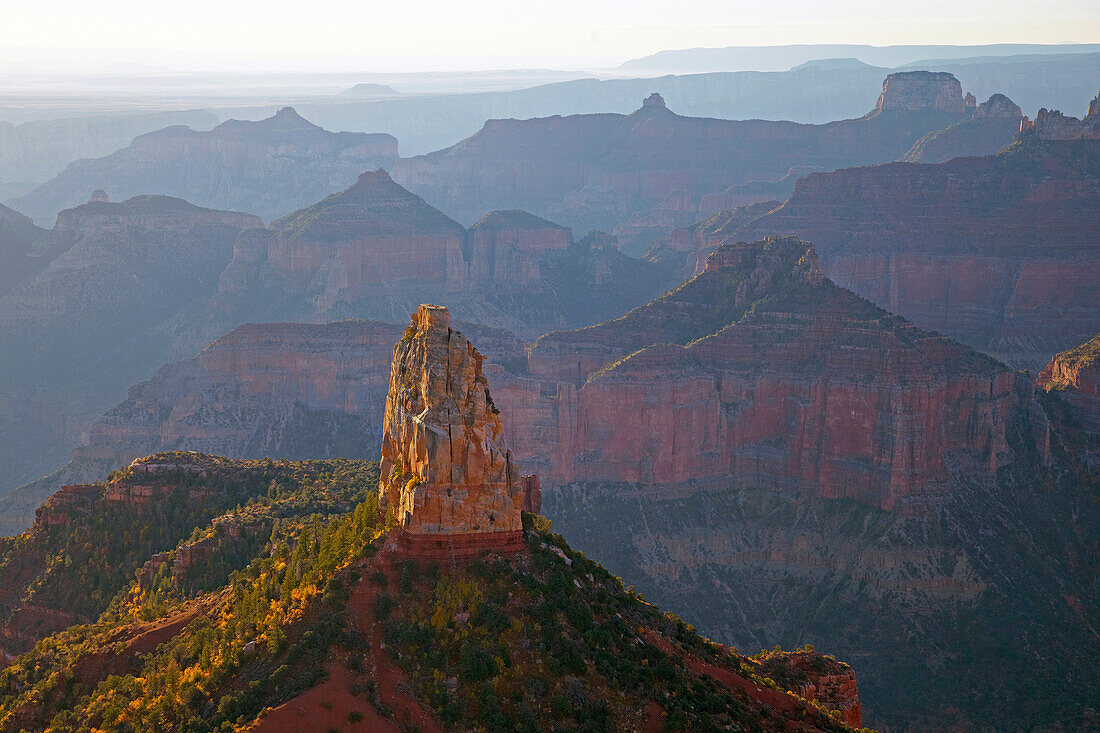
[379,305,523,539]
[732,137,1100,370]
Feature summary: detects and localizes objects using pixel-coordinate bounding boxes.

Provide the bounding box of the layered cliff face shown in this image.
[0,196,262,495]
[513,237,1019,512]
[458,209,571,287]
[12,107,398,226]
[901,93,1022,163]
[379,305,523,540]
[394,74,972,251]
[732,137,1100,370]
[213,170,671,339]
[1038,334,1100,435]
[868,70,965,114]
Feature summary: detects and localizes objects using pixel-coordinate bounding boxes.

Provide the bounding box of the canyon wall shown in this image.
[394,72,975,251]
[731,137,1100,370]
[12,107,398,226]
[1037,334,1100,434]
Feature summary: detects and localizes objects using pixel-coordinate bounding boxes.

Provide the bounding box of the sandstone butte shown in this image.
[378,304,539,558]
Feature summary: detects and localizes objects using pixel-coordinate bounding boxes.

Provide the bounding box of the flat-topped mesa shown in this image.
[380,304,526,556]
[870,71,966,115]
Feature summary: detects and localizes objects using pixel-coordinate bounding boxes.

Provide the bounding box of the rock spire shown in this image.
[379,305,525,554]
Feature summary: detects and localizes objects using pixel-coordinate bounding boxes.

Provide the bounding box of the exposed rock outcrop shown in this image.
[379,305,525,552]
[901,93,1022,162]
[1019,91,1100,141]
[213,170,670,339]
[514,238,1020,512]
[1038,334,1100,434]
[12,107,398,225]
[869,71,965,115]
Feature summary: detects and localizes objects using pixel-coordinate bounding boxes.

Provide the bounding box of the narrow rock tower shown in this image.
[379,304,525,556]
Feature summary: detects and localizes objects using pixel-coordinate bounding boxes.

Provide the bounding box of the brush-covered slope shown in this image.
[733,134,1100,370]
[12,108,399,226]
[0,453,379,665]
[0,454,863,732]
[394,72,975,250]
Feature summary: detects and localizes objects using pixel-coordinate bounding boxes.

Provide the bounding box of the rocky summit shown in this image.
[379,305,526,554]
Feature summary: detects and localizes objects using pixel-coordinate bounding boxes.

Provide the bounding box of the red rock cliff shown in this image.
[504,238,1021,512]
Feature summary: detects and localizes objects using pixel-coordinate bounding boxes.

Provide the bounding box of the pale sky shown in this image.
[2,0,1099,72]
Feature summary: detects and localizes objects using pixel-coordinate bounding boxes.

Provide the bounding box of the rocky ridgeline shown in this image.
[213,169,668,339]
[1019,90,1100,140]
[32,456,220,529]
[12,107,398,226]
[379,305,537,557]
[1038,334,1100,435]
[394,73,976,251]
[506,237,1022,512]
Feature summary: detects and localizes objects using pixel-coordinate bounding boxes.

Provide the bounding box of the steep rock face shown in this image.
[219,169,466,317]
[0,203,47,296]
[0,318,529,535]
[869,71,965,114]
[733,138,1100,369]
[378,305,523,538]
[516,239,1018,512]
[1038,334,1100,434]
[12,108,398,225]
[393,76,971,250]
[0,197,261,495]
[458,210,570,287]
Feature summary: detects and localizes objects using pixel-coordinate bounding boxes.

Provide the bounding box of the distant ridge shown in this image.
[619,43,1100,73]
